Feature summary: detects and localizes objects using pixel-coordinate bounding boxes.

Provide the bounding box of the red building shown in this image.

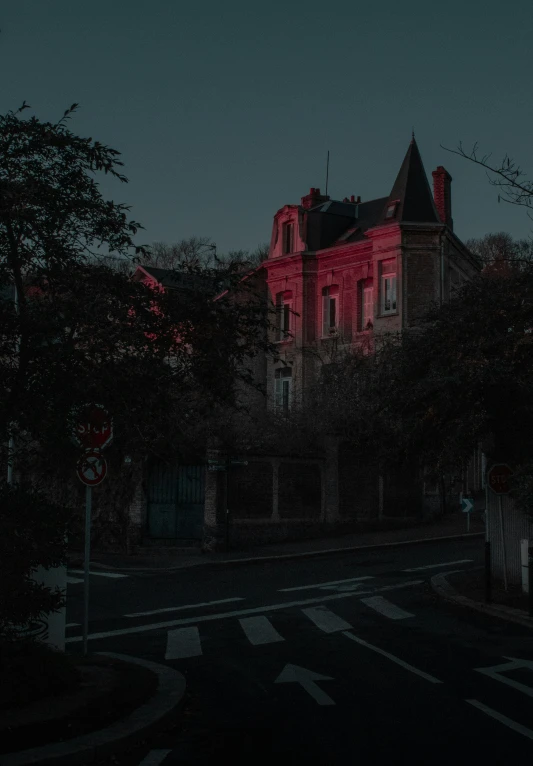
[263,137,479,412]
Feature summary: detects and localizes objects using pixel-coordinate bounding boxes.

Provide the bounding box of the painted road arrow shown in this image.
[274,663,335,705]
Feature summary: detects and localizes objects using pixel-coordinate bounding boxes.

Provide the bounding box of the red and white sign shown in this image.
[487,463,513,495]
[77,451,107,486]
[71,404,113,451]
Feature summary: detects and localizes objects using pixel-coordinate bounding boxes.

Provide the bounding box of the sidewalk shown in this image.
[431,567,533,630]
[69,513,485,572]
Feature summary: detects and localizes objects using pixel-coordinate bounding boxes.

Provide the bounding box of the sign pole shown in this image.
[83,484,92,657]
[485,474,491,604]
[499,495,508,592]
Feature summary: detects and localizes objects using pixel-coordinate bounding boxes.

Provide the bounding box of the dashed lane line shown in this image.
[68,569,129,579]
[65,579,423,643]
[126,597,245,617]
[402,559,473,572]
[279,576,374,592]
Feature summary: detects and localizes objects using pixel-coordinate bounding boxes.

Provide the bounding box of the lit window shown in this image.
[322,285,339,336]
[363,285,373,329]
[282,222,294,254]
[275,367,292,412]
[385,200,398,219]
[380,260,397,314]
[276,290,293,341]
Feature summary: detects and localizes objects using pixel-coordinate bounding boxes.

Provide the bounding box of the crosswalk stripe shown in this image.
[239,616,285,645]
[165,626,202,659]
[302,605,352,633]
[360,596,414,620]
[68,569,128,579]
[280,576,373,592]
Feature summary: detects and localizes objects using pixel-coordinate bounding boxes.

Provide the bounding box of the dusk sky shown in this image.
[2,1,533,256]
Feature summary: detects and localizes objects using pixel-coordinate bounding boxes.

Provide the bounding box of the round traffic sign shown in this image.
[76,451,107,486]
[487,463,513,495]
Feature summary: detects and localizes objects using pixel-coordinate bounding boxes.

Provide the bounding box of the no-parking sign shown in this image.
[76,451,107,486]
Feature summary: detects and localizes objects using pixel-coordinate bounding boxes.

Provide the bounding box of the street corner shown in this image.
[0,653,186,766]
[430,567,533,630]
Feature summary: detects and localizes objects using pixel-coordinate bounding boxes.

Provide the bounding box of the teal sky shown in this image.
[2,1,533,255]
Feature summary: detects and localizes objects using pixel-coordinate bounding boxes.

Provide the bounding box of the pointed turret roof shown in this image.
[380,136,440,224]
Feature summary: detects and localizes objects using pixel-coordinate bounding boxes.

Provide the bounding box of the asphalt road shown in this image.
[66,538,533,765]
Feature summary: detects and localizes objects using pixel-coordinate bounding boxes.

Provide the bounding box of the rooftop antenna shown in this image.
[325,150,330,197]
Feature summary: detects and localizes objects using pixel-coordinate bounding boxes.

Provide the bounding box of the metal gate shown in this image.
[147,462,205,539]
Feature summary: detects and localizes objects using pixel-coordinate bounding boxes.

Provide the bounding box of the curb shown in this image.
[77,530,485,573]
[430,569,533,630]
[1,653,186,766]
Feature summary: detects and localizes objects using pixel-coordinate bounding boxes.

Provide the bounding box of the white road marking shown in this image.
[402,559,473,572]
[138,748,173,765]
[302,605,352,633]
[275,663,335,706]
[165,626,202,659]
[68,569,128,579]
[66,622,81,627]
[67,576,84,584]
[126,597,245,617]
[65,580,423,643]
[239,616,285,645]
[279,576,373,592]
[475,656,533,698]
[466,699,533,741]
[360,596,414,620]
[343,632,442,683]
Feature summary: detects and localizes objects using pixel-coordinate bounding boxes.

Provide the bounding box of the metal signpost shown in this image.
[487,463,513,594]
[70,404,113,656]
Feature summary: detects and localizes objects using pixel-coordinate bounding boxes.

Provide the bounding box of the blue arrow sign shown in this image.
[461,497,474,513]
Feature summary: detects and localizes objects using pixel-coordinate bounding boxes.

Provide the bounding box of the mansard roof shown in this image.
[379,136,440,225]
[304,137,440,251]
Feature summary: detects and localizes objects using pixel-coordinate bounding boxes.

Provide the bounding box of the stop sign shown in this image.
[70,404,113,451]
[487,463,513,495]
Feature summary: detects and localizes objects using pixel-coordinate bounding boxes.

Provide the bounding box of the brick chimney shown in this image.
[301,187,330,210]
[432,166,453,230]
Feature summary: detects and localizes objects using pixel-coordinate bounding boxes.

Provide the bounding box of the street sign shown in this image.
[70,404,113,451]
[461,497,474,513]
[229,460,248,466]
[207,464,227,472]
[487,463,513,495]
[77,451,107,486]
